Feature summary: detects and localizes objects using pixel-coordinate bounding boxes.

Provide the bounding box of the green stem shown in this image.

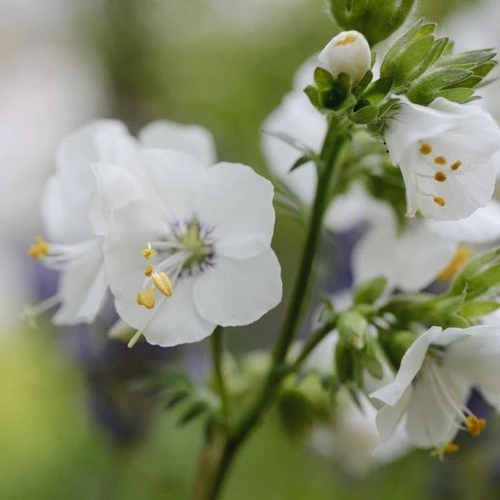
[199,118,349,500]
[291,321,337,370]
[211,327,230,424]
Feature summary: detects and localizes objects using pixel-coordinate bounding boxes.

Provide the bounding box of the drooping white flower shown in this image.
[28,119,216,326]
[371,325,500,455]
[353,201,500,292]
[385,97,500,221]
[103,150,282,347]
[318,30,372,85]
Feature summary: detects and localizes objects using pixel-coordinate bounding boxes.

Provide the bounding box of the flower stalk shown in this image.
[197,116,349,500]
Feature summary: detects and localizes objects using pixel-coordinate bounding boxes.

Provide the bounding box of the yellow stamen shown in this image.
[142,247,156,260]
[451,161,462,171]
[144,265,153,277]
[438,245,473,281]
[434,156,447,165]
[28,236,50,260]
[152,272,173,297]
[434,171,447,182]
[465,416,487,437]
[420,143,432,155]
[430,442,460,460]
[136,288,156,309]
[334,34,357,47]
[433,196,446,207]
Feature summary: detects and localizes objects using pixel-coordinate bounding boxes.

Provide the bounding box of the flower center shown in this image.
[134,219,215,330]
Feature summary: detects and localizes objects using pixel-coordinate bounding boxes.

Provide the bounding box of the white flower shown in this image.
[103,150,282,347]
[385,97,500,221]
[28,119,216,325]
[318,30,371,85]
[353,201,500,292]
[371,325,500,455]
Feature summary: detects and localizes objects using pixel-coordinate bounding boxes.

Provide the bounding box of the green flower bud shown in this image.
[328,0,416,45]
[337,310,369,350]
[354,276,387,305]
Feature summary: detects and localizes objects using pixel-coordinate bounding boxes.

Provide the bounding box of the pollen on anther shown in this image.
[142,247,156,260]
[434,171,447,182]
[451,161,462,171]
[465,416,486,437]
[136,288,155,309]
[152,272,173,297]
[420,143,432,155]
[144,265,153,277]
[434,156,447,165]
[334,34,357,47]
[433,196,446,207]
[430,442,460,460]
[28,236,50,260]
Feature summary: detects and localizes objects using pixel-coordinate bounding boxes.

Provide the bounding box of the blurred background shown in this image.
[2,0,500,498]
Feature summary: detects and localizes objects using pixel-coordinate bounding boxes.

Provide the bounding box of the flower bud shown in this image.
[318,31,371,85]
[329,0,416,45]
[337,310,369,350]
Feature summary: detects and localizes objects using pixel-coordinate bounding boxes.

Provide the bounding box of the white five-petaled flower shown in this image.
[385,96,500,221]
[103,150,282,347]
[28,119,216,325]
[318,30,372,85]
[371,325,500,456]
[353,201,500,292]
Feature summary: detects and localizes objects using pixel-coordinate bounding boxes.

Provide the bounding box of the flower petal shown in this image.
[138,120,217,165]
[404,365,466,448]
[141,278,215,347]
[371,327,442,406]
[405,152,496,220]
[53,241,106,325]
[104,199,171,333]
[90,161,143,236]
[194,162,275,258]
[56,120,137,195]
[193,248,282,326]
[41,175,94,243]
[445,325,500,409]
[136,149,208,224]
[426,201,500,244]
[375,387,412,444]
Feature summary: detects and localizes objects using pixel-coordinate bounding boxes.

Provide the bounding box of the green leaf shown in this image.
[363,77,394,105]
[163,388,192,409]
[350,105,379,124]
[177,401,210,426]
[289,155,314,172]
[460,301,500,319]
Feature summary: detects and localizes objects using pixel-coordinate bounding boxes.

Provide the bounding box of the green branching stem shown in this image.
[198,116,349,500]
[211,327,230,424]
